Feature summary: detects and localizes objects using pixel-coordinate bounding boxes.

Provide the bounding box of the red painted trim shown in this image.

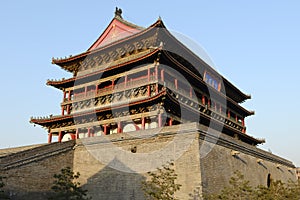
[48,133,52,143]
[58,131,63,143]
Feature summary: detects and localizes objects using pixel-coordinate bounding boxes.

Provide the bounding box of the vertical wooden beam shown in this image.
[95,84,98,95]
[189,87,192,98]
[202,95,205,105]
[58,131,63,143]
[147,85,151,97]
[66,105,70,115]
[141,117,145,130]
[242,118,245,127]
[103,124,107,135]
[63,91,66,101]
[48,132,52,143]
[87,128,91,138]
[158,114,162,128]
[61,106,64,116]
[227,110,231,118]
[68,91,71,100]
[168,118,173,126]
[76,128,79,139]
[161,69,164,82]
[117,121,122,133]
[174,79,178,90]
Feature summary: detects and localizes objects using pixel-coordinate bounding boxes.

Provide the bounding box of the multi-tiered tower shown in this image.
[30,8,264,146]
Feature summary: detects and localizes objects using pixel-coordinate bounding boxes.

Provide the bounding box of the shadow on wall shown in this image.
[83,158,146,200]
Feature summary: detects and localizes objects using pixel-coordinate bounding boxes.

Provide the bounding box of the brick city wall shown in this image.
[198,124,297,195]
[0,123,297,199]
[0,141,75,200]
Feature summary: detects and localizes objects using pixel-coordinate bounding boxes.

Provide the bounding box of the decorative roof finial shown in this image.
[115,7,123,18]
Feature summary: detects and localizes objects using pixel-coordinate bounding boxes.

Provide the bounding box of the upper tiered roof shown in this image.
[88,8,144,51]
[49,9,250,104]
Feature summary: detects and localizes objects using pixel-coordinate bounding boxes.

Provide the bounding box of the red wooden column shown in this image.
[48,132,52,143]
[66,105,70,114]
[75,128,79,139]
[68,91,72,101]
[147,85,151,97]
[117,121,122,133]
[95,84,99,94]
[235,115,238,122]
[141,117,145,130]
[58,131,63,143]
[202,95,206,105]
[168,118,173,126]
[189,87,193,98]
[161,69,164,82]
[87,128,91,138]
[155,65,158,80]
[227,110,231,118]
[242,118,245,127]
[61,106,65,116]
[63,91,66,101]
[103,125,107,135]
[174,79,178,90]
[208,99,211,108]
[158,114,162,128]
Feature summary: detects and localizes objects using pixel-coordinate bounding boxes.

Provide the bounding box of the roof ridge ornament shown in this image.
[115,7,123,19]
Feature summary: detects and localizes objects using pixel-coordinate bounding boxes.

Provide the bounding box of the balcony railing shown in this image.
[66,75,157,103]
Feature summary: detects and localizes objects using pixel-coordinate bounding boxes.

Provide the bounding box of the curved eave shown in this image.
[47,78,75,90]
[47,48,161,90]
[51,18,165,71]
[223,78,251,103]
[30,90,167,126]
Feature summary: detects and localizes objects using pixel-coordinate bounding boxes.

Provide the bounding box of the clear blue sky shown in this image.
[0,1,299,166]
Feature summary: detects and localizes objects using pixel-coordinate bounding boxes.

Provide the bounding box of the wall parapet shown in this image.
[0,140,75,170]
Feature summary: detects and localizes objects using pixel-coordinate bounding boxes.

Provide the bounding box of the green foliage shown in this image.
[48,167,91,200]
[205,170,254,200]
[142,162,182,200]
[0,176,10,199]
[204,171,300,200]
